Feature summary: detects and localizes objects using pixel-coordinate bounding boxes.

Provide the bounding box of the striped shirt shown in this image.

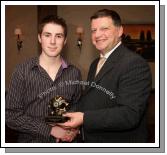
[5,57,82,143]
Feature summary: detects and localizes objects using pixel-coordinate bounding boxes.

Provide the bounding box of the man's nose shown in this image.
[94,30,103,38]
[50,36,56,44]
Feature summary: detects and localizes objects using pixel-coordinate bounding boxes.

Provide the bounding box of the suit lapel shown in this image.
[84,58,98,93]
[88,58,99,82]
[85,44,125,93]
[94,57,115,83]
[94,44,124,83]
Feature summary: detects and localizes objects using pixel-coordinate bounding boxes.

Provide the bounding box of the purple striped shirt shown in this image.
[5,57,82,142]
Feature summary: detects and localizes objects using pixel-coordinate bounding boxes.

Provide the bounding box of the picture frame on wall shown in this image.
[122,24,155,62]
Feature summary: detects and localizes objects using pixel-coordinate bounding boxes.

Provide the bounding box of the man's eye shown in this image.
[44,34,50,37]
[101,27,109,31]
[55,34,64,39]
[56,35,63,38]
[91,29,96,33]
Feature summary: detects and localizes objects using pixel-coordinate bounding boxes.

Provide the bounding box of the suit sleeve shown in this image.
[70,68,83,111]
[83,57,152,132]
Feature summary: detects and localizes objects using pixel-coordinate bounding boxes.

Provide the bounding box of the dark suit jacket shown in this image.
[78,44,152,143]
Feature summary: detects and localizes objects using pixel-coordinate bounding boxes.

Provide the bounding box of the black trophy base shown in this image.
[45,115,68,124]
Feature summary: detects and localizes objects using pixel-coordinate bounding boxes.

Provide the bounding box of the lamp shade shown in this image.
[76,26,84,34]
[14,28,22,35]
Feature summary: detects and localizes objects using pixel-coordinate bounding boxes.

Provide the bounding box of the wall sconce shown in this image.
[76,26,84,50]
[14,28,23,51]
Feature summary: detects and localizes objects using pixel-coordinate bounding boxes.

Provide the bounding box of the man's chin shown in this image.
[96,46,105,52]
[47,51,61,57]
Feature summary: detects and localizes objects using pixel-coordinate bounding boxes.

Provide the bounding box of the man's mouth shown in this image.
[96,39,106,43]
[48,47,57,50]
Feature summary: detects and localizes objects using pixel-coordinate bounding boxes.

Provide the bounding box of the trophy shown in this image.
[45,96,70,124]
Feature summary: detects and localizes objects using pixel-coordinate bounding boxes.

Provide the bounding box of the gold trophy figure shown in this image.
[45,96,70,124]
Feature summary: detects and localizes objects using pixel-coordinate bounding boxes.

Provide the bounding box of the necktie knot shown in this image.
[95,57,106,76]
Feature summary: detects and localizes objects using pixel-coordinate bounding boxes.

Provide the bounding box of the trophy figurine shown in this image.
[45,96,70,124]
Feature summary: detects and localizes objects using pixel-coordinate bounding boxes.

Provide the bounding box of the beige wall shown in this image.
[5,5,155,88]
[57,5,155,81]
[5,6,38,89]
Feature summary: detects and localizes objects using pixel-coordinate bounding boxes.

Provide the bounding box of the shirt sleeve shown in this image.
[5,65,52,138]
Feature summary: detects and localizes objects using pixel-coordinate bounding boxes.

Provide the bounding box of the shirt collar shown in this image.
[61,58,68,69]
[30,57,39,69]
[100,41,122,59]
[31,56,69,70]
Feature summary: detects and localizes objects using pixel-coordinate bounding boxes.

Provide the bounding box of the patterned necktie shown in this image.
[95,57,106,76]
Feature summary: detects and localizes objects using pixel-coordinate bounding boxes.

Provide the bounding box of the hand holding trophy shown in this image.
[46,96,80,142]
[45,96,70,124]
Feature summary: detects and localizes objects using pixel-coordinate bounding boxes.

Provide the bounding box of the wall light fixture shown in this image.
[14,28,23,51]
[76,26,84,50]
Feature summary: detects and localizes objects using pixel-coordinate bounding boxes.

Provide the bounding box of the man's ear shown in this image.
[64,38,67,45]
[38,34,41,43]
[118,26,123,38]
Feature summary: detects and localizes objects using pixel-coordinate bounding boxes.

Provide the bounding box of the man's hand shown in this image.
[50,125,79,142]
[58,112,84,128]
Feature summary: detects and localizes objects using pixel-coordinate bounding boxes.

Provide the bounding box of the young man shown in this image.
[6,15,82,143]
[59,9,152,143]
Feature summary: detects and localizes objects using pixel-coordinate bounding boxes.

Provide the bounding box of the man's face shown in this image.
[91,17,123,54]
[38,23,66,57]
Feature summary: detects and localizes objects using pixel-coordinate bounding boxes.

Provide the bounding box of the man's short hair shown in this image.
[38,15,67,38]
[90,9,122,26]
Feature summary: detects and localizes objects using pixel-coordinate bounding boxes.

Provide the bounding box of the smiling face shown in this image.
[38,23,67,58]
[91,17,123,55]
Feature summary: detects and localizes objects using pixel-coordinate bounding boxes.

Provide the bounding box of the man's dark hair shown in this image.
[38,15,67,38]
[90,9,122,26]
